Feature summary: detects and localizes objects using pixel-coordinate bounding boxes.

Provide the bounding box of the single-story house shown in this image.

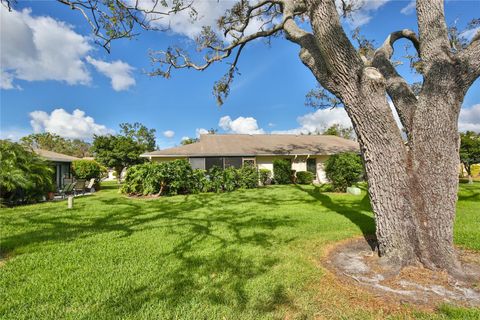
[141,134,359,183]
[35,149,79,189]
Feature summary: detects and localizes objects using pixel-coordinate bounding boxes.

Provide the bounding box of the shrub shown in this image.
[72,160,103,181]
[0,140,54,205]
[259,169,272,186]
[223,166,240,192]
[296,171,314,184]
[122,160,261,196]
[122,159,194,196]
[207,166,224,193]
[324,152,364,192]
[238,165,259,189]
[317,183,334,192]
[273,159,292,184]
[190,169,210,193]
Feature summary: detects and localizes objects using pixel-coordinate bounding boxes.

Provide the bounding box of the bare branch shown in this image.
[372,29,420,136]
[55,0,195,52]
[0,0,13,11]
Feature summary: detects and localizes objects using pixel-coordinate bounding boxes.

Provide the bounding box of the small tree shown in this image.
[460,131,480,184]
[273,159,292,185]
[72,160,103,181]
[325,153,364,192]
[92,135,145,182]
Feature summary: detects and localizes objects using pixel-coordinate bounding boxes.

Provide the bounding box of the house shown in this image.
[34,149,79,189]
[141,134,359,183]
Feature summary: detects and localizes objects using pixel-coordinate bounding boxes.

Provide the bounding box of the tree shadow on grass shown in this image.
[0,189,299,316]
[294,185,376,241]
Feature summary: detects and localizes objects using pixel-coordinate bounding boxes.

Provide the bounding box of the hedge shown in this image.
[122,159,260,196]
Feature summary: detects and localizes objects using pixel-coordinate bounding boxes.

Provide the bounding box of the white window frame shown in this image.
[242,157,256,166]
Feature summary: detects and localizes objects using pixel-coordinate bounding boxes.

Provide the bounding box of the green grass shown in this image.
[0,183,479,319]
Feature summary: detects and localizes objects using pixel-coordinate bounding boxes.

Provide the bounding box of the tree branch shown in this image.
[55,0,195,52]
[372,29,420,136]
[304,0,363,97]
[457,34,480,89]
[281,2,334,93]
[416,0,451,63]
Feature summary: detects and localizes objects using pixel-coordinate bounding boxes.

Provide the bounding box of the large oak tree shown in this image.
[5,0,479,275]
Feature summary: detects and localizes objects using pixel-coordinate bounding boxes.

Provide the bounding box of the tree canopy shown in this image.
[20,133,92,158]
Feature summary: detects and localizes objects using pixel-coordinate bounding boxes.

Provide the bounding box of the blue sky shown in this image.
[1,0,479,149]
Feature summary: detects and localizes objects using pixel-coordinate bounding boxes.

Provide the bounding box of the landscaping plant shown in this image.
[273,159,292,185]
[325,152,364,192]
[0,140,54,205]
[258,169,272,186]
[296,171,315,185]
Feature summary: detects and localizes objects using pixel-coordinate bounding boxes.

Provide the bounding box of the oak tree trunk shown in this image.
[341,66,464,273]
[284,0,480,275]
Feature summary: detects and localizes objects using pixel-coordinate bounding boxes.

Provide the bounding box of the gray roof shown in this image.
[34,149,80,162]
[142,134,359,157]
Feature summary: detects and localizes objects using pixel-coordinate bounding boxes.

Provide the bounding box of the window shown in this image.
[205,157,224,170]
[307,158,317,178]
[189,157,206,170]
[242,158,256,167]
[224,157,242,169]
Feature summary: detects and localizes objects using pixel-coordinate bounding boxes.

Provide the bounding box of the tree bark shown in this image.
[338,66,464,273]
[295,0,476,275]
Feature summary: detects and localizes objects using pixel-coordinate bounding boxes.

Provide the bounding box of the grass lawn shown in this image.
[0,182,479,319]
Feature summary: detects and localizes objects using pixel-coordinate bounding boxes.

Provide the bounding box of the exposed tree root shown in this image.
[323,237,480,308]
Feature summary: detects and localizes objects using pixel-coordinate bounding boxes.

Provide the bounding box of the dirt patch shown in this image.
[323,237,480,309]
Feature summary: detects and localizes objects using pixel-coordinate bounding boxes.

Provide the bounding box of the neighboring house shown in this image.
[141,134,359,183]
[34,149,79,190]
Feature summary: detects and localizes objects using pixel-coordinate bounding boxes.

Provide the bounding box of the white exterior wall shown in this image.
[256,155,330,184]
[292,156,307,172]
[314,155,329,183]
[148,155,331,184]
[256,156,275,172]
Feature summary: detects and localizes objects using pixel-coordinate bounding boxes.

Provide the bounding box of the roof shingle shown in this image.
[143,134,359,157]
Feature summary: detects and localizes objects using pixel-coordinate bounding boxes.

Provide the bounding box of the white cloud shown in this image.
[181,136,190,141]
[163,130,175,138]
[459,104,480,132]
[196,128,209,137]
[29,108,114,140]
[336,0,391,28]
[219,116,265,134]
[0,69,19,90]
[272,108,352,135]
[400,0,415,15]
[86,56,135,91]
[0,8,135,90]
[134,0,234,39]
[1,8,92,87]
